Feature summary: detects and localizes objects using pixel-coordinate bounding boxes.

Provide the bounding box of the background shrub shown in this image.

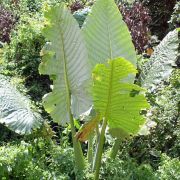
[119,2,152,53]
[0,5,16,43]
[157,154,180,180]
[139,0,177,39]
[101,155,156,180]
[2,14,51,101]
[169,2,180,30]
[0,139,75,179]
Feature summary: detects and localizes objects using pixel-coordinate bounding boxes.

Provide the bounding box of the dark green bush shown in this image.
[140,0,176,39]
[0,5,16,43]
[0,124,22,144]
[73,7,91,27]
[169,2,180,30]
[101,155,156,180]
[157,154,180,180]
[0,139,75,179]
[2,14,51,101]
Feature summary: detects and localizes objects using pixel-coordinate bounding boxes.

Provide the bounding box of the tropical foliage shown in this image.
[0,0,179,179]
[0,75,43,134]
[140,29,179,90]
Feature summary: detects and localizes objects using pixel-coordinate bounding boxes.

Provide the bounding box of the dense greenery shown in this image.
[1,138,180,179]
[0,0,179,179]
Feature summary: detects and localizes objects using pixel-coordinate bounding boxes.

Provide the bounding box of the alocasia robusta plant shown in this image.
[39,0,149,178]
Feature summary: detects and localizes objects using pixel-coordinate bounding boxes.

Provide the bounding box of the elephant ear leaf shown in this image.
[82,0,137,71]
[93,58,149,139]
[0,75,43,134]
[140,29,179,91]
[39,4,92,125]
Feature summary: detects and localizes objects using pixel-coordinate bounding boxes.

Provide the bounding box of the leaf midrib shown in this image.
[104,12,113,119]
[59,23,72,122]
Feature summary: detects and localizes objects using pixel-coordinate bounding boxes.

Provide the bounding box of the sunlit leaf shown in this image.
[93,58,149,139]
[82,0,137,74]
[39,4,92,125]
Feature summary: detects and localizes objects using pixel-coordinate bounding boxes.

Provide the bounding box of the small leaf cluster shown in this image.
[157,154,180,180]
[101,154,156,180]
[139,0,176,40]
[119,2,152,53]
[0,5,16,43]
[169,2,180,30]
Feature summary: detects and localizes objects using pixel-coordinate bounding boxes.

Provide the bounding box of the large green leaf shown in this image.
[39,4,92,125]
[140,29,179,91]
[0,75,43,134]
[93,58,149,139]
[82,0,137,71]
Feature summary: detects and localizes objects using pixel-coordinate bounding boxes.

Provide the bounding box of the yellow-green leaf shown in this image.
[93,58,150,139]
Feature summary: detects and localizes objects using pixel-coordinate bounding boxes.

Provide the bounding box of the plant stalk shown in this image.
[87,133,93,167]
[93,119,107,180]
[61,30,85,171]
[69,112,85,171]
[110,138,121,159]
[96,125,100,143]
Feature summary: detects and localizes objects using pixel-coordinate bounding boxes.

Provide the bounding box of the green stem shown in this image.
[92,21,113,179]
[110,138,121,159]
[93,119,107,180]
[96,125,100,143]
[87,133,93,167]
[60,27,85,172]
[69,112,85,171]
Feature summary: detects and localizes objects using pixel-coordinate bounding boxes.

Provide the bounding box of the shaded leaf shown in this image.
[0,75,43,134]
[140,29,179,91]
